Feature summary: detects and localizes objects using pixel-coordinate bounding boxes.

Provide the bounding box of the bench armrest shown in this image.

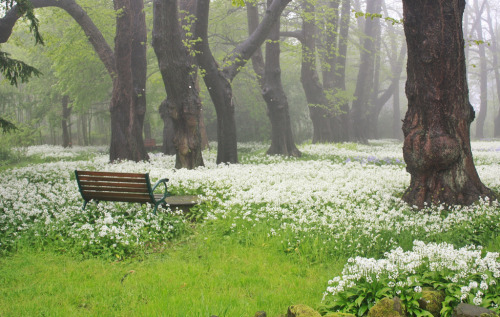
[152,178,171,202]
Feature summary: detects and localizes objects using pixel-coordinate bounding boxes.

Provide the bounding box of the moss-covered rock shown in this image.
[367,297,406,317]
[452,303,499,317]
[286,304,321,317]
[323,312,356,317]
[418,287,446,317]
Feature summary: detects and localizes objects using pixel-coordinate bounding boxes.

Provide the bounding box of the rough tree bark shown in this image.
[159,99,176,155]
[351,0,382,144]
[152,0,204,169]
[247,0,301,157]
[128,0,148,160]
[194,0,291,164]
[401,0,495,208]
[109,0,148,162]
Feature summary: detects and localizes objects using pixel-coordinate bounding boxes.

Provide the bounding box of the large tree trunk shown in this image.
[152,0,204,169]
[401,0,495,208]
[195,0,290,164]
[110,0,148,162]
[247,0,301,157]
[351,0,382,143]
[127,0,148,161]
[61,95,72,148]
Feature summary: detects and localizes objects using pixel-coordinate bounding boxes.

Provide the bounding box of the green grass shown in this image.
[0,230,343,317]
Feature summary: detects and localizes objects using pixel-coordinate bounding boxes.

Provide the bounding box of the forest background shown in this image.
[1,0,499,150]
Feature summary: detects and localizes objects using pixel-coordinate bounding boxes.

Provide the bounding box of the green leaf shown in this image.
[354,295,366,307]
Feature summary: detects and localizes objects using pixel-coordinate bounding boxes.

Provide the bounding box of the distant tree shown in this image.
[485,2,500,137]
[61,95,72,147]
[401,0,496,208]
[472,0,487,140]
[351,0,382,144]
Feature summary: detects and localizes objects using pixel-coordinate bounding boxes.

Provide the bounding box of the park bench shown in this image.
[75,170,200,215]
[144,139,157,151]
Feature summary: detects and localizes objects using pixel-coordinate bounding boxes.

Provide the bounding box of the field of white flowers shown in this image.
[1,140,499,314]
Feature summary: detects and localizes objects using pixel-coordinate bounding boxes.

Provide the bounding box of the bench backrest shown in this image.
[75,170,154,204]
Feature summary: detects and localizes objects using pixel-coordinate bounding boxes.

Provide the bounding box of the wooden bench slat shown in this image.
[82,191,152,201]
[86,196,152,203]
[81,187,149,194]
[78,176,148,183]
[78,181,149,190]
[77,171,147,178]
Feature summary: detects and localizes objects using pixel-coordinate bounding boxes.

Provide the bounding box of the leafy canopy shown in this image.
[1,0,44,132]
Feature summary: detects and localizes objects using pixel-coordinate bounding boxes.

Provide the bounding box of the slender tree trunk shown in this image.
[81,113,89,145]
[401,0,495,208]
[152,0,204,169]
[247,0,300,157]
[61,95,72,148]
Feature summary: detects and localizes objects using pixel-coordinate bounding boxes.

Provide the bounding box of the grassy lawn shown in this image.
[0,236,343,316]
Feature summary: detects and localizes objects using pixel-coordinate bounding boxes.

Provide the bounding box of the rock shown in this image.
[287,304,321,317]
[418,287,446,317]
[451,303,499,317]
[323,313,356,317]
[367,297,406,317]
[254,311,267,317]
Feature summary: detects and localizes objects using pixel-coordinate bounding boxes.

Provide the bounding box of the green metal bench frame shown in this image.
[75,170,171,215]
